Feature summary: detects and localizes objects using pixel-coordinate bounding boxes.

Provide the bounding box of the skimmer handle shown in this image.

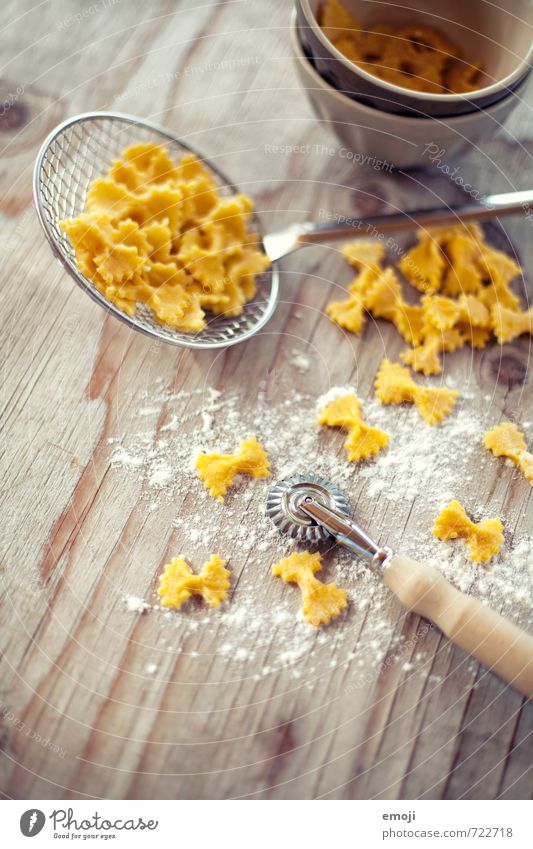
[262,189,533,261]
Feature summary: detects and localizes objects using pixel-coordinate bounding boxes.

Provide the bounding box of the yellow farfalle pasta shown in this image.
[326,291,366,334]
[457,294,492,330]
[422,293,490,333]
[320,0,360,43]
[401,327,465,376]
[398,233,446,294]
[158,553,230,608]
[469,327,492,348]
[477,246,521,312]
[364,267,425,344]
[422,294,462,331]
[318,392,389,462]
[403,291,489,374]
[483,422,533,484]
[196,436,270,502]
[272,551,348,627]
[318,1,481,94]
[328,223,525,374]
[360,266,400,320]
[491,304,533,344]
[441,230,484,295]
[341,239,385,272]
[479,245,522,290]
[433,501,503,563]
[393,303,425,347]
[402,337,442,376]
[326,265,379,335]
[375,358,459,424]
[61,142,270,331]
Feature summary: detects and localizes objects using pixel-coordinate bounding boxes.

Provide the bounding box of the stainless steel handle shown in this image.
[262,189,533,262]
[300,495,393,571]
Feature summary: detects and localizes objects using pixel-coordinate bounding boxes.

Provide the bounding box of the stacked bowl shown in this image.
[293,0,533,168]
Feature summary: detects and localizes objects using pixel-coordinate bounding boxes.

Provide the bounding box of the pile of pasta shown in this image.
[61,142,270,331]
[319,0,483,94]
[327,223,528,375]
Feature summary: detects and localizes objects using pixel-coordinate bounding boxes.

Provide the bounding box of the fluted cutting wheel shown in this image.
[266,473,350,544]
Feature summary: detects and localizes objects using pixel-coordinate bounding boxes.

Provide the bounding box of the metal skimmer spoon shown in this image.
[34,111,533,349]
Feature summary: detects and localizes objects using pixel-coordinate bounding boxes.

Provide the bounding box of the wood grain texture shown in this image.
[0,0,532,800]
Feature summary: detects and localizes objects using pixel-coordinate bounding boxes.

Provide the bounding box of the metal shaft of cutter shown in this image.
[300,496,392,570]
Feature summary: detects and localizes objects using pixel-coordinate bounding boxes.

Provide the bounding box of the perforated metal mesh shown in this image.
[33,112,279,348]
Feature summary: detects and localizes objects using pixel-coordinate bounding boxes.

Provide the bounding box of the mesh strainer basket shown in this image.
[33,112,279,349]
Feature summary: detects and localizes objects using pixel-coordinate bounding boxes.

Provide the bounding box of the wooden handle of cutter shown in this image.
[383,554,533,699]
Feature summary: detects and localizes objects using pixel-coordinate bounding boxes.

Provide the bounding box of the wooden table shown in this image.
[1,0,532,800]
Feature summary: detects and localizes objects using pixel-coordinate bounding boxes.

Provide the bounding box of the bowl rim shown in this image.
[291,14,529,125]
[298,0,533,105]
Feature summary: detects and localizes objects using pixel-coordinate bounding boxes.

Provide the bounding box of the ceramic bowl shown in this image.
[296,0,533,117]
[291,15,529,169]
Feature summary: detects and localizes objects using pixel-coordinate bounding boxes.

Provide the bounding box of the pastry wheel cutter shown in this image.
[267,474,533,698]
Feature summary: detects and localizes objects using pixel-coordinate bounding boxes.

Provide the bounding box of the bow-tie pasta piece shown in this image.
[158,554,231,608]
[61,142,270,332]
[422,295,463,332]
[483,422,533,484]
[272,551,348,627]
[402,327,465,375]
[433,501,503,562]
[476,246,521,312]
[393,304,425,347]
[365,267,403,320]
[425,292,490,338]
[320,0,361,43]
[196,436,270,502]
[457,294,492,331]
[478,246,521,291]
[341,240,385,273]
[402,336,443,376]
[375,359,459,424]
[403,291,490,375]
[318,392,388,462]
[441,231,484,295]
[398,233,445,294]
[365,268,425,344]
[326,292,366,334]
[491,305,533,344]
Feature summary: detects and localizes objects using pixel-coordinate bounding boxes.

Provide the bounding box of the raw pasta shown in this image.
[318,392,388,461]
[433,501,503,563]
[341,239,386,272]
[272,551,348,627]
[319,0,483,94]
[327,224,524,375]
[61,142,270,331]
[374,358,459,425]
[158,554,230,608]
[483,422,533,484]
[491,305,533,344]
[196,436,270,501]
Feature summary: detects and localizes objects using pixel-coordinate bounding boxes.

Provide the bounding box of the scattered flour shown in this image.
[113,381,533,679]
[291,350,311,372]
[125,595,150,613]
